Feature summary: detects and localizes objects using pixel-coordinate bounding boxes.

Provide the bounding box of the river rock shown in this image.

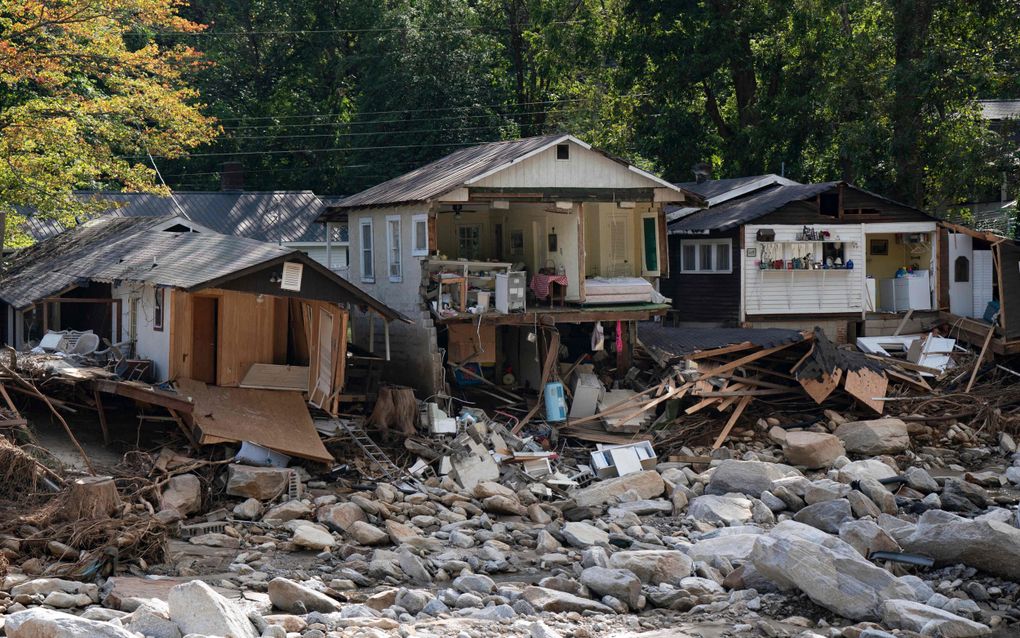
[268,577,343,613]
[521,586,614,614]
[881,599,991,636]
[226,464,291,500]
[580,567,641,610]
[571,470,665,508]
[893,509,1020,579]
[291,522,336,550]
[706,460,802,498]
[838,459,897,483]
[5,608,139,638]
[783,432,845,468]
[687,494,754,526]
[160,473,202,515]
[167,580,259,638]
[608,550,692,586]
[834,419,909,455]
[562,521,609,547]
[838,520,901,557]
[349,520,390,546]
[792,499,853,534]
[317,502,366,532]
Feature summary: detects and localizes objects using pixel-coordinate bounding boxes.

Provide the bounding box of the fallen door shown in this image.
[191,296,218,384]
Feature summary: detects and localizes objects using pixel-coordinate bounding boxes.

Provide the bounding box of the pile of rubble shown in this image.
[0,406,1017,638]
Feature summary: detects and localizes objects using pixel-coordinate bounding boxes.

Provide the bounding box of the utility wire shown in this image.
[139,19,586,37]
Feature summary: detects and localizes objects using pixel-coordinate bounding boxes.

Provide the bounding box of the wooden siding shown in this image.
[662,230,741,324]
[756,188,933,226]
[471,142,658,190]
[743,224,866,317]
[999,243,1020,340]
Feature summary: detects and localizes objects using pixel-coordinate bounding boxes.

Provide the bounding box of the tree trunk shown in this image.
[64,476,121,520]
[891,0,934,208]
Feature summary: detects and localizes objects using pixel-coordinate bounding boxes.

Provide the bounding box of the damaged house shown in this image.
[0,215,407,461]
[316,134,703,395]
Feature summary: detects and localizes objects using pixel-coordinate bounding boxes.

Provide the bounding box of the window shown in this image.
[680,238,732,273]
[457,224,481,259]
[411,213,428,256]
[386,215,402,282]
[330,222,349,244]
[359,218,374,282]
[955,255,970,283]
[153,287,165,331]
[556,143,570,160]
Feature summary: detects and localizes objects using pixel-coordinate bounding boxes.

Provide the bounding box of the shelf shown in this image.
[759,268,855,273]
[757,240,857,245]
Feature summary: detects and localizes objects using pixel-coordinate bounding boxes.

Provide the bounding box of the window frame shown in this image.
[457,223,482,260]
[640,212,661,277]
[152,287,165,331]
[679,238,733,274]
[411,213,429,256]
[359,217,375,283]
[386,215,402,282]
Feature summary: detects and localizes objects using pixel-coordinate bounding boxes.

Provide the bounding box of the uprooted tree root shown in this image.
[0,437,44,499]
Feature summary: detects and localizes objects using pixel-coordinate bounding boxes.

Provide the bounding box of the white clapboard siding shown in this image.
[471,143,653,190]
[972,250,994,319]
[744,224,866,316]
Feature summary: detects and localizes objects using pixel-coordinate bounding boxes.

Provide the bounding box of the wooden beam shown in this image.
[712,395,752,450]
[93,379,195,414]
[700,341,802,378]
[93,389,110,445]
[686,341,756,360]
[965,324,996,393]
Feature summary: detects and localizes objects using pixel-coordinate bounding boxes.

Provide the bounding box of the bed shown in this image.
[583,277,656,304]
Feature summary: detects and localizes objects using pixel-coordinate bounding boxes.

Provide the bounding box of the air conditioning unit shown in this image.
[897,233,927,244]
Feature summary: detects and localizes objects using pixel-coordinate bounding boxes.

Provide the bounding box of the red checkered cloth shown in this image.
[530,273,568,299]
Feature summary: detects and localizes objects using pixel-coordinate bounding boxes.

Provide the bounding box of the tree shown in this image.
[0,0,217,251]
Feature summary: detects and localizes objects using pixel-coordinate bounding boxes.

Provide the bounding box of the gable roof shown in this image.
[0,216,408,322]
[667,174,800,223]
[979,99,1020,121]
[669,181,934,234]
[18,191,331,244]
[320,134,698,214]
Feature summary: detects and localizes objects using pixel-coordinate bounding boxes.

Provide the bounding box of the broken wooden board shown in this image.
[799,368,843,404]
[175,378,331,462]
[598,389,653,432]
[559,423,654,445]
[843,368,888,415]
[240,364,310,391]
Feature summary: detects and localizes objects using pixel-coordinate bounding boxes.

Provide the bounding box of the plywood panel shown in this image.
[215,290,276,387]
[168,289,193,380]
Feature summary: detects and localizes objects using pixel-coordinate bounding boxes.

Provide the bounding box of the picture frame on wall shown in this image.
[510,230,524,256]
[870,238,889,256]
[746,247,757,258]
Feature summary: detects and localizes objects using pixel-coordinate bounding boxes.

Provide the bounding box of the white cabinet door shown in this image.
[947,233,974,317]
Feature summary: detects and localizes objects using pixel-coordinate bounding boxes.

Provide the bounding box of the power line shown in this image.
[139,19,586,37]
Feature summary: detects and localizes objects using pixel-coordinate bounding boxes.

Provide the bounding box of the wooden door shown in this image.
[947,233,974,317]
[604,212,633,277]
[191,296,218,384]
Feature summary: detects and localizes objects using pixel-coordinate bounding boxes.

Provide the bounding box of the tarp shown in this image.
[175,378,332,463]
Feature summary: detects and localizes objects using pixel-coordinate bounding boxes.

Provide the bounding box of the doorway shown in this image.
[948,233,974,317]
[191,296,218,384]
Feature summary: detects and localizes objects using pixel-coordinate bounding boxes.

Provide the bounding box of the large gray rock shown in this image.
[579,567,641,610]
[838,459,898,483]
[317,502,366,532]
[706,460,802,498]
[835,418,909,455]
[751,523,916,620]
[881,599,990,637]
[291,522,335,550]
[686,533,761,565]
[792,498,853,534]
[687,494,754,526]
[119,604,182,638]
[607,550,692,586]
[5,608,139,638]
[571,470,665,508]
[893,509,1020,579]
[226,464,291,500]
[268,577,343,613]
[783,431,846,469]
[521,586,614,614]
[167,579,259,638]
[160,473,202,515]
[839,520,901,558]
[348,520,390,546]
[561,521,609,547]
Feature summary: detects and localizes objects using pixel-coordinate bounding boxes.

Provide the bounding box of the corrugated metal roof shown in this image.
[674,175,787,200]
[17,191,329,243]
[979,99,1020,121]
[320,134,697,214]
[0,216,408,322]
[639,322,805,358]
[670,183,837,233]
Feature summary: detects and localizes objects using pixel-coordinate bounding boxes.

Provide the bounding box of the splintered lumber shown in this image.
[369,386,418,439]
[965,324,997,393]
[512,327,561,435]
[65,476,121,520]
[558,423,653,444]
[686,341,756,360]
[712,395,752,450]
[701,341,802,378]
[843,368,888,415]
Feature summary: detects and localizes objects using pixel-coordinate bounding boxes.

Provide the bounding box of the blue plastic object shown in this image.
[544,381,567,422]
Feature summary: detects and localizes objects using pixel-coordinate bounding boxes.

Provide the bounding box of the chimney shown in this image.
[691,161,712,184]
[220,162,244,191]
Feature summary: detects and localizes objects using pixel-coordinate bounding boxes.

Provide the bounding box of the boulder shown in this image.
[344,520,387,546]
[893,509,1020,579]
[233,498,263,520]
[687,494,754,526]
[473,481,516,500]
[783,432,846,469]
[384,519,422,545]
[579,567,641,610]
[561,521,609,548]
[751,528,916,620]
[5,608,139,638]
[160,474,202,515]
[167,580,259,638]
[291,522,335,550]
[120,604,181,638]
[226,464,291,500]
[838,459,898,483]
[685,533,761,565]
[571,470,665,508]
[834,419,909,455]
[268,577,343,613]
[263,500,312,523]
[453,573,496,594]
[521,586,614,614]
[482,494,527,516]
[881,599,990,637]
[792,498,853,534]
[397,549,432,584]
[706,460,802,498]
[608,550,692,586]
[317,502,366,532]
[838,520,901,558]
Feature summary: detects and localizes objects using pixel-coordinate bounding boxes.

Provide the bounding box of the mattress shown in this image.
[584,277,655,304]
